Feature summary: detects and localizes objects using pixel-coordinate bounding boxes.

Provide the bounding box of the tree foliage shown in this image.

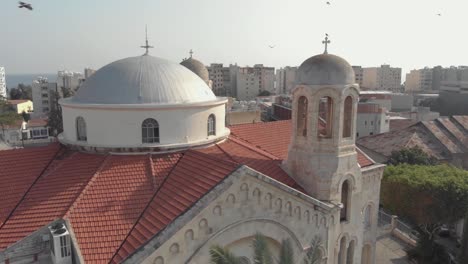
[388,147,438,166]
[210,245,243,264]
[0,97,22,138]
[406,224,450,264]
[382,164,468,225]
[209,234,322,264]
[9,83,32,100]
[46,91,63,135]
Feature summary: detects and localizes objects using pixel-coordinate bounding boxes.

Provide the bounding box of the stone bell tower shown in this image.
[285,36,361,203]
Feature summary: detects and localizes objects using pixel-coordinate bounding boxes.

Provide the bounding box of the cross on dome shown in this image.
[189,49,194,58]
[140,25,154,55]
[322,33,331,54]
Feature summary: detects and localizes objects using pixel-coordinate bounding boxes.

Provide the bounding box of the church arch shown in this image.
[186,218,304,263]
[346,240,355,264]
[142,118,160,143]
[76,116,87,141]
[340,180,351,222]
[342,96,353,138]
[297,96,308,136]
[337,236,347,264]
[207,114,216,136]
[362,203,374,229]
[317,96,334,138]
[361,244,372,264]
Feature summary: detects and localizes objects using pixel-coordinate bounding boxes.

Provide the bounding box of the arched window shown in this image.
[341,180,350,222]
[347,240,355,264]
[361,244,372,264]
[142,118,159,143]
[364,205,372,229]
[76,116,87,141]
[318,96,333,138]
[207,114,216,136]
[343,96,353,138]
[297,96,308,136]
[338,236,347,264]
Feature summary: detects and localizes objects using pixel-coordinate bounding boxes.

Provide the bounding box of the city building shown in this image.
[226,100,261,125]
[0,67,6,98]
[405,65,468,94]
[0,118,50,146]
[57,70,84,93]
[207,63,238,97]
[276,66,297,94]
[362,65,402,92]
[31,77,59,117]
[352,66,364,87]
[358,116,468,169]
[84,68,96,79]
[356,103,389,138]
[7,99,33,114]
[236,68,261,101]
[0,48,383,264]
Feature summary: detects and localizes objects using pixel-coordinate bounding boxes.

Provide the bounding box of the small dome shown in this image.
[296,54,355,85]
[180,57,209,84]
[72,55,216,105]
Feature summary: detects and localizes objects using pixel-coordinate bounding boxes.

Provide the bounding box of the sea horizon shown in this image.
[4,73,57,89]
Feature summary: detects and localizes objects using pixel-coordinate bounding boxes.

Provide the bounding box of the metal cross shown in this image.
[140,25,154,55]
[322,34,331,54]
[189,49,194,58]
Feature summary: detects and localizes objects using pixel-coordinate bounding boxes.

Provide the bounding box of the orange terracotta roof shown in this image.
[0,144,60,228]
[27,118,48,127]
[7,100,29,105]
[230,120,374,168]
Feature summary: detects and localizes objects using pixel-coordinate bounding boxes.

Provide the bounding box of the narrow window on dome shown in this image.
[297,96,308,136]
[142,118,160,143]
[207,114,216,136]
[343,96,353,138]
[318,96,333,138]
[76,116,87,142]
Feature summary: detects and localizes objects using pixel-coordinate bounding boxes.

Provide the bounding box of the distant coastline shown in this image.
[5,73,56,89]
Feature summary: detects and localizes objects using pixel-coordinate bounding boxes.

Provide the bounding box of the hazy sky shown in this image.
[1,0,467,75]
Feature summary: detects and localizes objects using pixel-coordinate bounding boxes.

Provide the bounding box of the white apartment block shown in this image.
[207,64,238,97]
[352,66,364,87]
[31,77,58,118]
[276,66,297,94]
[84,68,96,79]
[362,65,402,92]
[0,67,6,99]
[405,68,433,93]
[236,69,260,101]
[406,66,468,93]
[356,102,389,138]
[57,70,84,92]
[252,64,275,94]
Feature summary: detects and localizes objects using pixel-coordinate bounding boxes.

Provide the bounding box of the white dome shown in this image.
[71,55,216,105]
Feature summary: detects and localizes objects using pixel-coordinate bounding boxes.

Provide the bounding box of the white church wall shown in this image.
[60,101,228,151]
[123,166,335,264]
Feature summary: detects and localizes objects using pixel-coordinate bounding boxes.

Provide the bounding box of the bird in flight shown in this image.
[437,13,442,16]
[18,1,33,10]
[326,1,331,5]
[268,45,276,49]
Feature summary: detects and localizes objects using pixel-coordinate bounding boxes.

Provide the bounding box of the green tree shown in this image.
[278,239,294,264]
[253,233,273,264]
[210,245,243,264]
[0,97,22,140]
[209,234,323,264]
[47,91,63,135]
[258,90,272,96]
[9,84,32,100]
[388,147,438,166]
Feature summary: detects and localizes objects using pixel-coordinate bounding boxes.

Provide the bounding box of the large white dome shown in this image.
[71,55,216,105]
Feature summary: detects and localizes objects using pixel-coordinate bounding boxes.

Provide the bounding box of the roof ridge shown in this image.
[63,154,112,219]
[109,152,186,264]
[229,135,280,160]
[214,143,237,163]
[0,145,63,231]
[189,147,239,167]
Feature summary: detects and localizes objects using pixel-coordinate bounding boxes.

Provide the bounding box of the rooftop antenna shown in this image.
[140,25,154,55]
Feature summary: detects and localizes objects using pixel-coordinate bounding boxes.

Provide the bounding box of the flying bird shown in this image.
[268,45,276,48]
[437,13,442,16]
[18,1,33,10]
[326,1,331,5]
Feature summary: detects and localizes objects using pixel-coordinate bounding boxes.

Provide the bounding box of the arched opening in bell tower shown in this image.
[318,96,333,138]
[297,96,308,136]
[340,180,350,222]
[342,96,353,138]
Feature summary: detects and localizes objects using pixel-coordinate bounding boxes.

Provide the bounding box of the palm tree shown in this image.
[209,245,243,264]
[209,233,322,264]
